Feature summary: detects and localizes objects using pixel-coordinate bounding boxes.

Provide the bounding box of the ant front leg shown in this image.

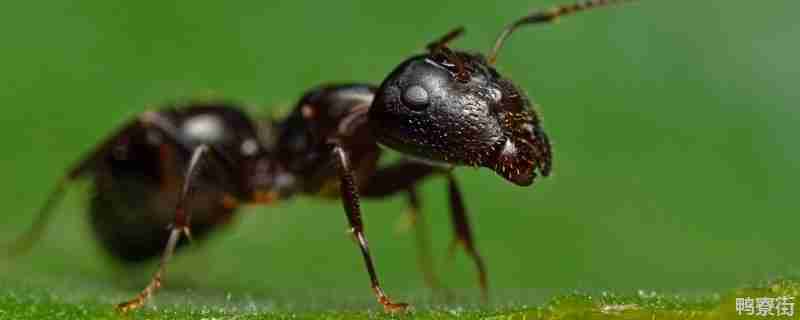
[361,162,445,296]
[332,144,408,312]
[362,163,488,302]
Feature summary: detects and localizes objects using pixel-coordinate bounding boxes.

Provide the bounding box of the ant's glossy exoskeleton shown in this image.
[3,0,632,312]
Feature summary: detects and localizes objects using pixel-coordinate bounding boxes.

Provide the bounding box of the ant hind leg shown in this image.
[116,144,229,312]
[2,177,71,257]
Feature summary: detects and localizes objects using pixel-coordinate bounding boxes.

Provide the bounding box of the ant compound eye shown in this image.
[402,85,429,110]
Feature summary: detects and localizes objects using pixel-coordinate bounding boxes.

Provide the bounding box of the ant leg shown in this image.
[2,178,69,257]
[362,163,487,300]
[360,162,446,295]
[5,111,233,259]
[116,144,221,312]
[332,144,408,312]
[445,173,488,303]
[405,188,442,295]
[3,119,149,257]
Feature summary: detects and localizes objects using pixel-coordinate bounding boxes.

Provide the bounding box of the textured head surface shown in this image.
[370,52,551,185]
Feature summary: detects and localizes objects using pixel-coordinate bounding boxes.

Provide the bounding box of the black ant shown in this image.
[3,0,632,312]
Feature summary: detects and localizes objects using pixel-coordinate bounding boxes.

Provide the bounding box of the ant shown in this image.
[3,0,632,312]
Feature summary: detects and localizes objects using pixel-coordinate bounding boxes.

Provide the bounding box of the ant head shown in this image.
[369,43,550,186]
[370,0,629,186]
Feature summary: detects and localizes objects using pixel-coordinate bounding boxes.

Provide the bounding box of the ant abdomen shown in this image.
[87,104,260,262]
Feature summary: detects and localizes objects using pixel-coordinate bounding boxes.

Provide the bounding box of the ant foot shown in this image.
[379,296,410,313]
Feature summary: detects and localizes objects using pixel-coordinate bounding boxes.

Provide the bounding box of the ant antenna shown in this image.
[488,0,634,65]
[426,26,465,52]
[426,27,470,82]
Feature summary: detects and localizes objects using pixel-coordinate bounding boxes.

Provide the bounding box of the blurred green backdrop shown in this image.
[0,0,798,309]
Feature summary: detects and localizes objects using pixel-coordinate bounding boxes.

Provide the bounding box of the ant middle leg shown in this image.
[444,173,488,303]
[404,188,443,296]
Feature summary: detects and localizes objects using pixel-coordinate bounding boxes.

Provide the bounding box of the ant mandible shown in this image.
[3,0,632,312]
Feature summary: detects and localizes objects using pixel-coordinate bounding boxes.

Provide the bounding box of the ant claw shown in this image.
[380,298,410,313]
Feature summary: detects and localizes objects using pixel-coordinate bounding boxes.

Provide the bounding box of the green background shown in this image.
[0,0,797,312]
